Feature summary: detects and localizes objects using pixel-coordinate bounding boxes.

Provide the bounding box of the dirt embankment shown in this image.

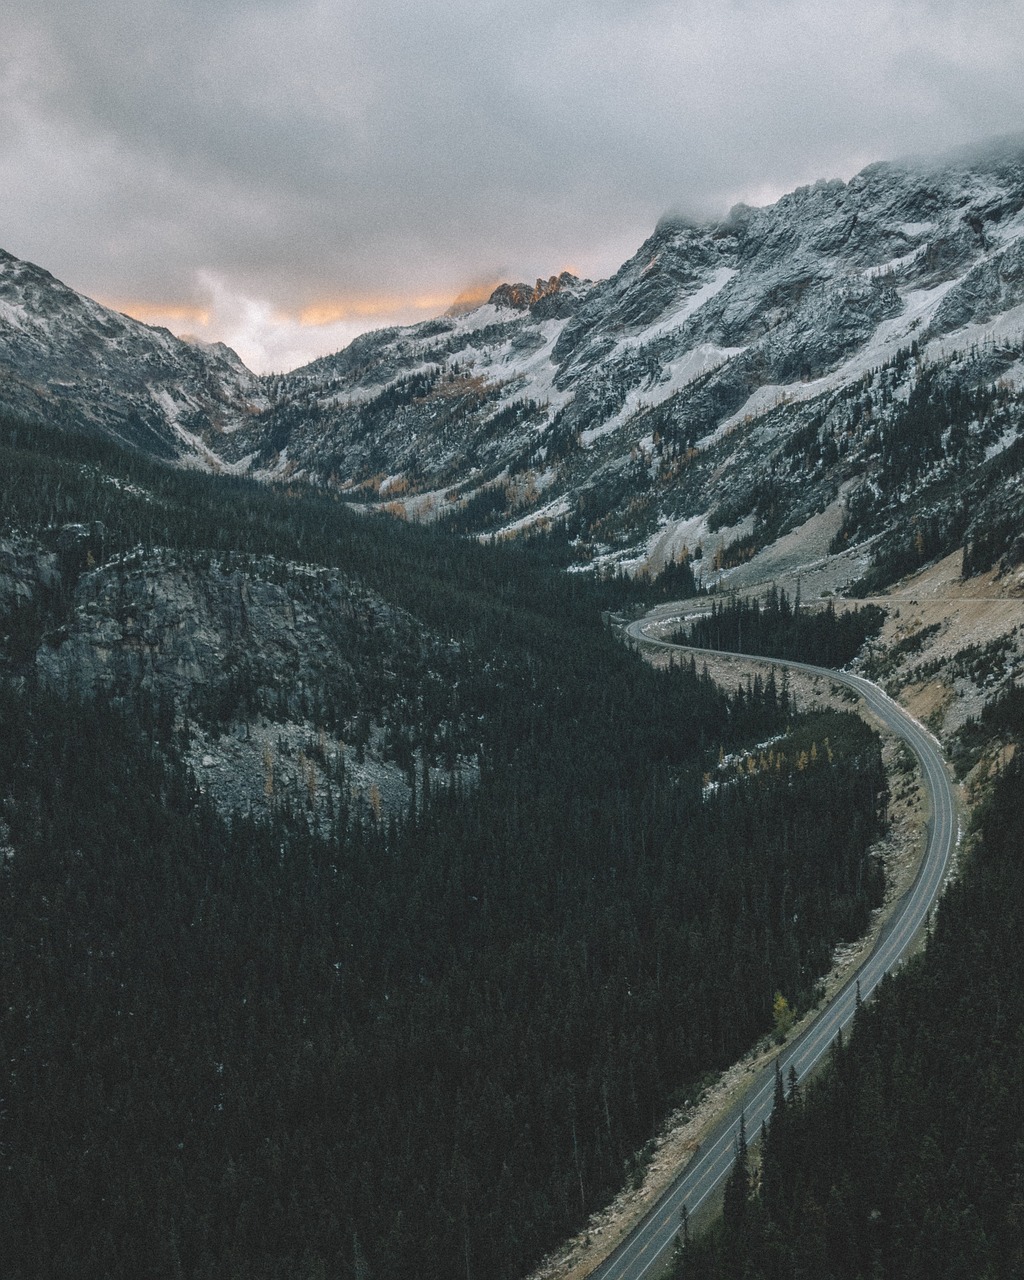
[839,551,1024,735]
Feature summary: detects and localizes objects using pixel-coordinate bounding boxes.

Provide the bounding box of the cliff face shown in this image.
[2,535,477,822]
[37,554,372,709]
[0,533,58,617]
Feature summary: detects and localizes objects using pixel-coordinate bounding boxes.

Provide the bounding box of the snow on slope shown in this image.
[222,146,1024,584]
[0,248,266,459]
[5,144,1024,589]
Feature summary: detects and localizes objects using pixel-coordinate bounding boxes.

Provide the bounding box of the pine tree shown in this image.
[722,1113,752,1278]
[723,1113,750,1230]
[762,1061,789,1225]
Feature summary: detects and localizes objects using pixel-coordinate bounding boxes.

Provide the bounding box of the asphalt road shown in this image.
[584,621,960,1280]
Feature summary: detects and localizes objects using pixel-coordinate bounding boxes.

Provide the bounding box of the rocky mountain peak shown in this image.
[488,271,581,312]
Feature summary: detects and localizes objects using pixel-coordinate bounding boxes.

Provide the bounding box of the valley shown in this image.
[527,551,988,1280]
[0,141,1023,1279]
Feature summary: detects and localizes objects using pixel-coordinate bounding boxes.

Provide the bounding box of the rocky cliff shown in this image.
[1,534,477,822]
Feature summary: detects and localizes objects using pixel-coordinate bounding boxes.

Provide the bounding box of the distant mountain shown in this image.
[0,249,265,460]
[3,141,1024,592]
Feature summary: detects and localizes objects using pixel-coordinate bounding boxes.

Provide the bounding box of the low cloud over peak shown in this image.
[3,0,1022,369]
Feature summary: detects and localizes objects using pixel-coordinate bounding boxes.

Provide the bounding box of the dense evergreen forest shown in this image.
[672,587,886,669]
[0,416,888,1278]
[675,741,1024,1280]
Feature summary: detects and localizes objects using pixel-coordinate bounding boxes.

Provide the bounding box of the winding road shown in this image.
[583,619,960,1280]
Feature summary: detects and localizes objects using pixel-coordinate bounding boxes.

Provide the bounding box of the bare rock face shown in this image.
[0,534,62,670]
[16,546,476,822]
[37,553,361,710]
[489,273,581,313]
[0,534,59,617]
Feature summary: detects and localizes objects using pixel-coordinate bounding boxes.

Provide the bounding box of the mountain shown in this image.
[3,144,1023,596]
[0,249,265,460]
[224,141,1024,594]
[2,145,1024,1280]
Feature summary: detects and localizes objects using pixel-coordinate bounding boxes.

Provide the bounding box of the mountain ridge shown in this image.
[2,144,1024,595]
[0,247,265,461]
[246,146,1024,594]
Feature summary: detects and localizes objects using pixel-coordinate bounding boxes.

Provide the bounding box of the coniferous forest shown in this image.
[674,743,1024,1280]
[672,587,886,669]
[0,416,890,1278]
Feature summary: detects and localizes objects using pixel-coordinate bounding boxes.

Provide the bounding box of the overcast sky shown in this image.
[2,0,1022,372]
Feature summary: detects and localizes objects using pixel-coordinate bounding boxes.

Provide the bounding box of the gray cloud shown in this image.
[2,0,1023,369]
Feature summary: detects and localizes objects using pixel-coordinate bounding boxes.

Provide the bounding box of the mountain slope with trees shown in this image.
[1,142,1022,1280]
[0,413,890,1280]
[675,740,1024,1280]
[3,144,1024,596]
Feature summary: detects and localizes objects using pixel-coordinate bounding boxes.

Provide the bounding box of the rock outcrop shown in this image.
[1,536,476,823]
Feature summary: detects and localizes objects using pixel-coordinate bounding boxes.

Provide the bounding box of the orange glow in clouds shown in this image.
[102,273,571,373]
[107,300,212,329]
[109,272,573,338]
[108,294,460,333]
[298,291,477,326]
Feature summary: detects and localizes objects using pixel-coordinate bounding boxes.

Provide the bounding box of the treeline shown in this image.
[829,352,1024,592]
[961,436,1024,578]
[953,680,1024,777]
[672,586,885,668]
[675,746,1024,1280]
[0,412,605,649]
[874,360,1016,490]
[0,410,696,631]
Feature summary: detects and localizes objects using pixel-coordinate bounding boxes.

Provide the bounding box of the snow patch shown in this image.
[0,299,30,332]
[984,422,1022,462]
[468,317,573,413]
[708,278,965,442]
[450,303,512,333]
[642,513,713,572]
[991,210,1024,245]
[863,247,925,279]
[613,268,738,353]
[150,386,182,424]
[494,493,571,537]
[581,344,745,448]
[924,301,1024,367]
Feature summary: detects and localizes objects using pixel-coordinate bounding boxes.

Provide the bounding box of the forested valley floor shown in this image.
[1,416,889,1279]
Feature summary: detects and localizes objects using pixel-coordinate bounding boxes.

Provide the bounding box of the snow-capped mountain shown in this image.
[0,250,265,461]
[215,139,1024,590]
[3,139,1024,592]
